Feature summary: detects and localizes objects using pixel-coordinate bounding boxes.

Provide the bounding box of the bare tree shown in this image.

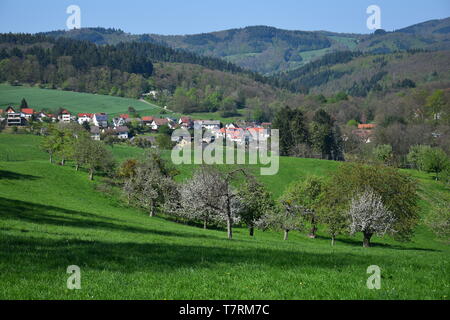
[349,188,396,247]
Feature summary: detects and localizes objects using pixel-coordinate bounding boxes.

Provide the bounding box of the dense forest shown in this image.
[0,33,276,99]
[44,17,450,75]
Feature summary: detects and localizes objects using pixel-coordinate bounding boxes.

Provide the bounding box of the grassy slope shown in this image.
[0,134,449,299]
[0,84,246,123]
[0,84,165,117]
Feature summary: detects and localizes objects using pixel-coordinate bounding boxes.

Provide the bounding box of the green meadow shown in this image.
[0,134,449,299]
[0,84,163,117]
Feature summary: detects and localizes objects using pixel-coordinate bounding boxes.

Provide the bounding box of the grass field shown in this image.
[0,133,449,299]
[0,84,166,117]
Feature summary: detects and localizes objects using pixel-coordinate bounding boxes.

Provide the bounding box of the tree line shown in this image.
[115,155,425,247]
[273,106,344,160]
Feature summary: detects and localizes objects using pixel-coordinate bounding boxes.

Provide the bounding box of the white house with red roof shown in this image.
[5,106,22,126]
[20,108,34,120]
[58,109,72,123]
[142,116,154,126]
[178,117,193,129]
[93,113,108,128]
[77,113,94,125]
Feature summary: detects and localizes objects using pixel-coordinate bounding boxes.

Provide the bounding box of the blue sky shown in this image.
[0,0,449,35]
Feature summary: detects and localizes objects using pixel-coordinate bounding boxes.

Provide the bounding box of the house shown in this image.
[36,112,49,122]
[178,117,193,129]
[112,117,125,127]
[58,109,72,123]
[194,120,221,131]
[225,123,238,129]
[114,126,129,139]
[358,124,377,130]
[90,126,101,140]
[142,116,154,126]
[150,118,169,130]
[5,106,22,126]
[112,114,130,127]
[77,113,94,125]
[93,113,108,128]
[217,127,246,143]
[352,129,374,143]
[20,108,34,120]
[142,90,159,98]
[226,128,246,143]
[353,123,377,143]
[46,113,58,122]
[247,127,269,141]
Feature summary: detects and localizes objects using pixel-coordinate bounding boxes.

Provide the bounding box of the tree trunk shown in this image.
[89,169,94,181]
[203,219,207,229]
[226,194,232,239]
[308,217,317,238]
[363,231,372,248]
[227,218,232,239]
[75,164,79,171]
[249,226,254,237]
[331,235,336,246]
[284,229,289,240]
[61,158,65,166]
[149,204,155,217]
[49,154,53,164]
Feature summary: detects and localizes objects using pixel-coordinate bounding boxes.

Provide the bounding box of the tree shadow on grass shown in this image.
[314,235,439,252]
[0,170,41,180]
[0,197,223,241]
[0,233,418,274]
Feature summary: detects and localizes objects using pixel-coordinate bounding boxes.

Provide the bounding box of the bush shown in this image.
[373,144,393,165]
[407,145,432,170]
[421,147,449,180]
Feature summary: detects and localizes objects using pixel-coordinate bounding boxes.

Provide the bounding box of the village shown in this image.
[0,105,276,146]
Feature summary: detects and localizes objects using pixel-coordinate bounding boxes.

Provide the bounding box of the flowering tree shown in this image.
[179,166,245,239]
[348,189,396,247]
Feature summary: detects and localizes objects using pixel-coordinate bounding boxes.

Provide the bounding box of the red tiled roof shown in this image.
[180,116,192,123]
[61,109,71,114]
[78,113,93,117]
[120,114,130,119]
[21,108,34,114]
[358,124,377,129]
[142,116,154,122]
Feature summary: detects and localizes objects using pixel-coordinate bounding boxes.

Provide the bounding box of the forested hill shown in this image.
[272,49,450,95]
[0,33,267,80]
[40,17,450,75]
[0,33,287,116]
